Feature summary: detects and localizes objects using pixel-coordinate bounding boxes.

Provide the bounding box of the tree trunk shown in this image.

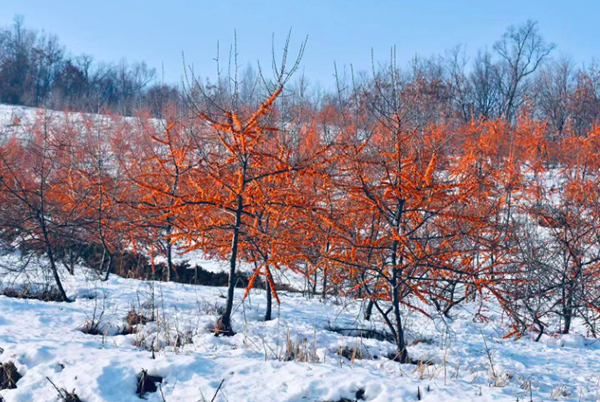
[46,243,69,302]
[165,169,178,282]
[563,310,572,334]
[66,246,76,275]
[39,215,69,302]
[364,299,374,321]
[166,238,173,282]
[563,291,573,334]
[390,199,409,363]
[265,277,272,321]
[390,264,409,363]
[321,267,328,300]
[215,195,243,336]
[102,249,113,282]
[561,268,573,334]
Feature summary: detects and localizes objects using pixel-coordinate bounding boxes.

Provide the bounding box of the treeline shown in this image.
[2,21,600,364]
[2,17,600,135]
[0,16,179,116]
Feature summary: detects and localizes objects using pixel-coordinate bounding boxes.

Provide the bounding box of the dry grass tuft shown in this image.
[0,361,20,390]
[282,327,319,363]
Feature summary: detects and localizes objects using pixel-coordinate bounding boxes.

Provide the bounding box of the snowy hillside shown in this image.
[2,2,600,400]
[0,104,164,141]
[0,104,38,132]
[0,104,83,129]
[1,256,599,402]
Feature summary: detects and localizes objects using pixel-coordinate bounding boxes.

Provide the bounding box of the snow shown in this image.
[1,255,600,402]
[0,103,164,142]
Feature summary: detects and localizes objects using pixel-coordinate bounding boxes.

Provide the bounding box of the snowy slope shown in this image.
[0,103,598,401]
[0,104,78,132]
[0,103,164,141]
[1,256,600,402]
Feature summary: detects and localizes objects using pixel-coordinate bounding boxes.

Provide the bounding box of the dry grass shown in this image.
[0,284,64,302]
[550,384,571,399]
[335,341,370,364]
[46,376,82,402]
[282,327,320,363]
[0,361,21,390]
[481,331,513,387]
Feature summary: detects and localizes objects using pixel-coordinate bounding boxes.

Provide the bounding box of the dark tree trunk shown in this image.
[321,267,328,300]
[390,264,409,363]
[166,238,173,282]
[563,311,572,334]
[39,215,69,302]
[364,299,374,321]
[265,277,272,321]
[563,298,573,334]
[561,269,573,334]
[46,242,69,302]
[103,248,113,282]
[65,246,76,275]
[165,166,178,283]
[390,200,409,363]
[215,195,243,336]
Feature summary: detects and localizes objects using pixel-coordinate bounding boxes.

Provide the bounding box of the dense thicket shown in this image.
[2,20,600,363]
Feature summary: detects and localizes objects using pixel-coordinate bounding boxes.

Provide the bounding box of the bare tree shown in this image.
[470,50,502,119]
[534,57,575,137]
[493,20,555,120]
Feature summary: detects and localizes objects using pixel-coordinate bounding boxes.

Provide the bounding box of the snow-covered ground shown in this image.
[0,103,164,142]
[1,102,599,401]
[1,254,600,402]
[0,104,36,128]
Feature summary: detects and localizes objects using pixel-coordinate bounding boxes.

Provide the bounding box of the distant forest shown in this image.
[1,15,600,134]
[0,16,179,116]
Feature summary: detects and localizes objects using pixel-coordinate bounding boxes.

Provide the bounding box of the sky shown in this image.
[0,1,599,88]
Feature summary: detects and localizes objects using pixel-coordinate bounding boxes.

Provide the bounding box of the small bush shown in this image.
[126,310,150,326]
[119,308,152,335]
[79,318,111,336]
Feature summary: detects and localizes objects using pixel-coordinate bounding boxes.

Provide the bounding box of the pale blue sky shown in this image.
[0,1,598,87]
